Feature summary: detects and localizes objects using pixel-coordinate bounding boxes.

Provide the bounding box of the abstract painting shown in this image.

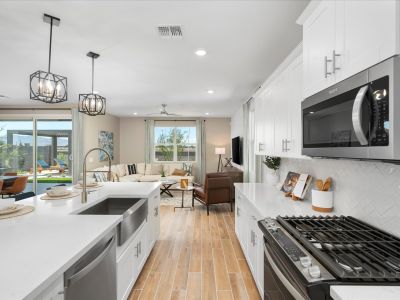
[98,131,114,161]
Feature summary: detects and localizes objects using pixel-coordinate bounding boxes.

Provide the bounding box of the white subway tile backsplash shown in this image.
[279,158,400,236]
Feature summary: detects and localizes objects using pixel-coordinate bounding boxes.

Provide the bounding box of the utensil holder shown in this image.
[312,189,333,212]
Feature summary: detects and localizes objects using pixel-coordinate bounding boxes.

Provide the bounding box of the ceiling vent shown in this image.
[157,25,183,39]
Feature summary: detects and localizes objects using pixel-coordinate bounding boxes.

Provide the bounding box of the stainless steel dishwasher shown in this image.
[64,229,117,300]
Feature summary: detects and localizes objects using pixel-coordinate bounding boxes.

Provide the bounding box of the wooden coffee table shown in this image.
[173,186,195,211]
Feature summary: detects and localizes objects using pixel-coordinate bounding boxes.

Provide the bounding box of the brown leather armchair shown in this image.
[1,176,28,197]
[192,173,232,215]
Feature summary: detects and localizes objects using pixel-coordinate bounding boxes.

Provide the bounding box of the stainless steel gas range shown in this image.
[258,216,400,300]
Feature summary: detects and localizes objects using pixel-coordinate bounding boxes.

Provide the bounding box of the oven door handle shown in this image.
[352,85,369,146]
[264,244,306,300]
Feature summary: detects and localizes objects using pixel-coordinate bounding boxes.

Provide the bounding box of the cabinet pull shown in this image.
[332,50,341,73]
[259,143,265,151]
[285,139,291,151]
[324,56,332,78]
[135,244,139,257]
[252,215,257,221]
[237,207,240,217]
[154,207,158,217]
[281,139,285,152]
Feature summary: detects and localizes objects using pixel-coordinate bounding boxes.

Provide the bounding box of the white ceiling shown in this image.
[0,0,308,117]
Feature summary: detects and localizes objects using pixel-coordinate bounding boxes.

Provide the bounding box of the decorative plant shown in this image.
[263,156,281,171]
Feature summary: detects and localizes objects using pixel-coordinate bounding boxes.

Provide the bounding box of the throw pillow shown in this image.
[136,163,146,175]
[171,169,188,176]
[127,164,136,175]
[145,164,152,175]
[150,164,163,175]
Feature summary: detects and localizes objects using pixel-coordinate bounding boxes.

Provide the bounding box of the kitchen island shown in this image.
[0,182,160,300]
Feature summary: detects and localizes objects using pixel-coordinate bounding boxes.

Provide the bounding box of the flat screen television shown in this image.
[232,136,242,165]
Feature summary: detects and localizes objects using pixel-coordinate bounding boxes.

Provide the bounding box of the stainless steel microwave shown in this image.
[302,56,400,161]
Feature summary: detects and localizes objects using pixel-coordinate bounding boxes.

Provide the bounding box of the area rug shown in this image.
[160,191,201,207]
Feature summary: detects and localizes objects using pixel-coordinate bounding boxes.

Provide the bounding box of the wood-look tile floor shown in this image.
[129,204,261,300]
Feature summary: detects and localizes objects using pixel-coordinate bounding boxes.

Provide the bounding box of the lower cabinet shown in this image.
[117,191,160,300]
[34,276,64,300]
[235,190,264,297]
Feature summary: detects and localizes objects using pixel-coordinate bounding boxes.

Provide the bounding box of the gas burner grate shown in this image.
[277,215,400,281]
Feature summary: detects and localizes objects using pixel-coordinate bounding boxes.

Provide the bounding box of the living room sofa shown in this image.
[91,162,194,183]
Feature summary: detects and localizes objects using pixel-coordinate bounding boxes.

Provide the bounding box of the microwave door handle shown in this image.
[264,245,306,300]
[352,85,369,146]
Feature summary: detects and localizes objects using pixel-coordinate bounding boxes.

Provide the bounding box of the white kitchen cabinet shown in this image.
[254,94,266,155]
[301,0,399,98]
[337,0,398,81]
[117,190,160,300]
[235,190,264,298]
[253,48,303,159]
[303,0,337,97]
[147,190,160,251]
[34,276,64,300]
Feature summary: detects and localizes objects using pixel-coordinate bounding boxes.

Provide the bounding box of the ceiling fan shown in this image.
[147,104,180,116]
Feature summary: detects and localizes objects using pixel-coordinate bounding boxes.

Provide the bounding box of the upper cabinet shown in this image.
[253,45,303,159]
[301,0,400,98]
[303,0,337,97]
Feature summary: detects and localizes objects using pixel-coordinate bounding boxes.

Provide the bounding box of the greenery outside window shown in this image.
[154,123,196,162]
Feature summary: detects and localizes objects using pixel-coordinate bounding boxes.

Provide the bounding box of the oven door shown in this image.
[264,238,309,300]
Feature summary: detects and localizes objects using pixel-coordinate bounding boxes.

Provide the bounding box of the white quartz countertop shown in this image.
[234,183,332,218]
[330,286,400,300]
[0,182,160,300]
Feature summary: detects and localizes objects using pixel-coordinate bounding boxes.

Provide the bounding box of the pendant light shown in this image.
[30,14,67,103]
[78,52,106,116]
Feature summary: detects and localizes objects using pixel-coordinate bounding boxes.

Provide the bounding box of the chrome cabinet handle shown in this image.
[259,143,265,151]
[324,56,332,78]
[282,139,285,152]
[252,215,257,221]
[332,50,341,73]
[237,207,240,217]
[352,85,369,145]
[135,243,139,257]
[154,207,158,216]
[285,139,291,151]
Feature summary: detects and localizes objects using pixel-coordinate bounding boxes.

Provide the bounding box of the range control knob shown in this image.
[308,265,321,279]
[300,256,312,268]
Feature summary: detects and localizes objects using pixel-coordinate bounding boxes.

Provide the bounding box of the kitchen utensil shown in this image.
[323,177,332,191]
[315,179,324,191]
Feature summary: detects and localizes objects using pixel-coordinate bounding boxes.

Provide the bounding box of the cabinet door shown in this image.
[117,241,136,300]
[272,73,289,157]
[254,95,266,155]
[35,276,64,300]
[337,0,398,81]
[235,192,248,255]
[286,55,303,158]
[134,224,147,276]
[147,191,160,251]
[303,0,336,97]
[261,88,275,155]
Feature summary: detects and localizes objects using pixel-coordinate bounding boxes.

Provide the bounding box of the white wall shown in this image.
[230,106,244,170]
[278,157,400,237]
[118,117,232,175]
[83,113,120,169]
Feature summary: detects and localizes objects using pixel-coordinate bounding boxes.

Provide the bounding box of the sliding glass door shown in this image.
[0,120,34,193]
[36,120,72,194]
[0,118,73,195]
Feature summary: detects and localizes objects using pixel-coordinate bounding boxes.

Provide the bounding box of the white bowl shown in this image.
[78,178,96,186]
[0,198,15,210]
[46,186,69,197]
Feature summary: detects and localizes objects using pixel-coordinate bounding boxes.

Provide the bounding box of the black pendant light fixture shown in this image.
[30,14,67,103]
[78,52,106,116]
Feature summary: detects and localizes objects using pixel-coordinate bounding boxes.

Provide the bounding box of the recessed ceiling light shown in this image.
[205,112,210,115]
[195,49,207,56]
[133,112,138,115]
[207,90,214,94]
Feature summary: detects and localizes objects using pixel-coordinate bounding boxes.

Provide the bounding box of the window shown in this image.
[154,122,196,162]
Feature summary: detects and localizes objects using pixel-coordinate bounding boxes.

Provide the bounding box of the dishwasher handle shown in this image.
[65,235,116,288]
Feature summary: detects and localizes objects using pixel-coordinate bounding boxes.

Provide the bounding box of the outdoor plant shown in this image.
[263,156,281,171]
